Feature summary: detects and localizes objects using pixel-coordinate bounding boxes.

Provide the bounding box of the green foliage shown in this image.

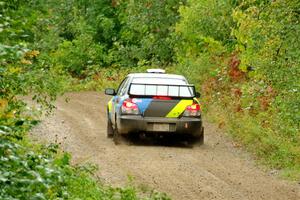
[0,127,171,199]
[51,34,104,77]
[47,0,182,70]
[176,0,236,47]
[0,1,172,198]
[0,138,68,199]
[0,0,65,107]
[232,0,300,127]
[110,0,183,66]
[175,0,300,178]
[172,0,236,84]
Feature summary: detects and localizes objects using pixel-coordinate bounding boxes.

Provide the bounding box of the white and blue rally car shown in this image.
[105,69,204,144]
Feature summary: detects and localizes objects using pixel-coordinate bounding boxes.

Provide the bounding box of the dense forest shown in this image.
[1,0,299,199]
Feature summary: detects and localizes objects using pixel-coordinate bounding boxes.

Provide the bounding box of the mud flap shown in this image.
[107,119,114,138]
[113,124,125,145]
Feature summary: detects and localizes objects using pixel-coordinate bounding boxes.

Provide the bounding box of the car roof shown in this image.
[128,73,187,80]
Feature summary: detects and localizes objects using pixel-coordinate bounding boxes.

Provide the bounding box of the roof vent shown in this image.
[146,69,166,73]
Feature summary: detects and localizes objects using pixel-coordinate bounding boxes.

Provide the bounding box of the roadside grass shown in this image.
[63,162,170,200]
[162,51,300,181]
[205,102,300,181]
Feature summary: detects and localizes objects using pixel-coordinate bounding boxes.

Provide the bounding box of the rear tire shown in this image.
[107,119,114,138]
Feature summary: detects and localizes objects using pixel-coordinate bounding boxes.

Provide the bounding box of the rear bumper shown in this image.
[117,115,203,136]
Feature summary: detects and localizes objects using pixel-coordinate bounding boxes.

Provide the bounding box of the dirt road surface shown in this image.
[31,92,300,200]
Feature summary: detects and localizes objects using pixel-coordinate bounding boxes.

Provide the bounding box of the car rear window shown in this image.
[130,77,194,97]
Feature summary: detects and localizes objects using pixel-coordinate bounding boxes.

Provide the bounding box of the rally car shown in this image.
[105,69,204,144]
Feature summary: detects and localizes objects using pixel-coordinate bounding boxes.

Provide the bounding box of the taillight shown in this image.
[121,99,140,115]
[183,103,201,117]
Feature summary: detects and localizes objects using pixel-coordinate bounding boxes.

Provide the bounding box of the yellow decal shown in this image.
[166,100,193,118]
[108,99,113,112]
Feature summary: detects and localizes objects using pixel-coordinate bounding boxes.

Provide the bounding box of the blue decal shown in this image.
[135,98,152,114]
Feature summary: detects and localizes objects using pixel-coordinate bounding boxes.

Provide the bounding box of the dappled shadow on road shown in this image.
[116,133,203,148]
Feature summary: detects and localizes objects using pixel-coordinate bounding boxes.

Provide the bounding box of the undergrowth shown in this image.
[0,100,170,199]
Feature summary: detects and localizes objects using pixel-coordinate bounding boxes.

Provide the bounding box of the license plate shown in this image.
[153,123,170,132]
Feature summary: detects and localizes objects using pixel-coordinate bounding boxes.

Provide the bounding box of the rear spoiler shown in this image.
[128,83,196,98]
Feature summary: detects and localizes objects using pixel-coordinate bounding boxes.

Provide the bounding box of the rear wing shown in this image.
[128,83,196,98]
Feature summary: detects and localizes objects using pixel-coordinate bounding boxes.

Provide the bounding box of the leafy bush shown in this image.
[110,0,182,66]
[172,0,236,84]
[232,0,300,130]
[0,127,170,200]
[51,34,105,77]
[174,0,300,178]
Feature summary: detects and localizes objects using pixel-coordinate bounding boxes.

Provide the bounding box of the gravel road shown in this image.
[31,92,300,200]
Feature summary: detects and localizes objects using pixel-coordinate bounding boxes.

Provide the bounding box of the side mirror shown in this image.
[195,92,201,98]
[105,88,116,96]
